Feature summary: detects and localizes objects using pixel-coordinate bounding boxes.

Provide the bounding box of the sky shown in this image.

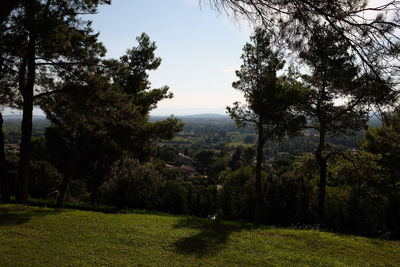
[6,0,390,116]
[88,0,251,115]
[88,0,389,116]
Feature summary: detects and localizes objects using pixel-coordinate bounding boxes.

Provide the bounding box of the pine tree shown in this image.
[42,33,183,208]
[300,24,394,223]
[1,0,108,203]
[227,27,305,226]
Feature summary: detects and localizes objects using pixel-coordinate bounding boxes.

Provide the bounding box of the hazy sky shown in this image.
[89,0,251,115]
[14,0,388,116]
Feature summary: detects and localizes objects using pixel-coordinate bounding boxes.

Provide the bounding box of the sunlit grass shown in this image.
[0,204,399,266]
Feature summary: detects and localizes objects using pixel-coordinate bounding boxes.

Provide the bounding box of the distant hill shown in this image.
[3,114,47,121]
[151,113,232,123]
[178,113,228,119]
[2,113,381,126]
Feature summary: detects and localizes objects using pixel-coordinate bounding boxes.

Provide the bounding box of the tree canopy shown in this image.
[227,27,305,225]
[206,0,400,80]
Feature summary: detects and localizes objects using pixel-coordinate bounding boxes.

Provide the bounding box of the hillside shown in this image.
[0,205,398,266]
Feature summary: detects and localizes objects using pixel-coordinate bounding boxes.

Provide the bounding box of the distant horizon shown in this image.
[150,107,228,116]
[2,107,230,118]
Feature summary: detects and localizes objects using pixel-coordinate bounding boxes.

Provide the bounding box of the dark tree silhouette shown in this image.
[1,0,108,203]
[300,24,394,223]
[0,29,19,202]
[0,0,21,25]
[42,33,183,208]
[227,27,305,226]
[206,0,400,78]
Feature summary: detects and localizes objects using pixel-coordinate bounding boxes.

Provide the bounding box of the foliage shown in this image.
[194,149,216,168]
[227,26,306,225]
[158,147,179,162]
[98,156,164,209]
[28,160,61,199]
[361,109,400,238]
[40,33,183,207]
[219,166,256,221]
[299,23,393,223]
[263,169,315,226]
[208,0,400,80]
[159,180,189,214]
[1,0,108,203]
[188,184,218,218]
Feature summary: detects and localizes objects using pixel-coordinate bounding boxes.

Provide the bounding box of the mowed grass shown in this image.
[0,205,399,266]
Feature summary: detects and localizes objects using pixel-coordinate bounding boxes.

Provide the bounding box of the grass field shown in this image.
[0,204,399,266]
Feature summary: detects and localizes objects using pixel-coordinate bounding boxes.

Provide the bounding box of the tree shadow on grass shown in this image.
[0,205,62,226]
[173,217,251,258]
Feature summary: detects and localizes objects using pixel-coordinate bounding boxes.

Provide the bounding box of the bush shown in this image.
[98,156,164,209]
[29,160,62,198]
[160,180,188,214]
[263,172,315,226]
[67,179,90,202]
[219,167,255,221]
[219,165,315,226]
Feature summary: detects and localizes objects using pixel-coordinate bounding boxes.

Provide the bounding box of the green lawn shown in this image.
[0,204,399,266]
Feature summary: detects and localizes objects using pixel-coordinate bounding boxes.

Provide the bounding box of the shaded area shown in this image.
[0,205,61,226]
[173,217,250,257]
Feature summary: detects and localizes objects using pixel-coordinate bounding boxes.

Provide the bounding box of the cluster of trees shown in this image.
[227,24,394,226]
[0,1,182,206]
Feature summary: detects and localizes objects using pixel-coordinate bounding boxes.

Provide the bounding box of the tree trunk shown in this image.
[56,156,80,208]
[16,30,36,203]
[56,136,93,208]
[0,112,10,202]
[255,122,264,226]
[316,129,327,225]
[16,86,34,203]
[56,173,70,208]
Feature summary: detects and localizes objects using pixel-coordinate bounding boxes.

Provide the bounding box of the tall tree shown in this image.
[103,33,184,161]
[227,27,305,226]
[1,0,108,203]
[0,24,19,202]
[300,24,394,223]
[0,75,17,203]
[363,107,400,236]
[42,33,183,208]
[0,1,110,25]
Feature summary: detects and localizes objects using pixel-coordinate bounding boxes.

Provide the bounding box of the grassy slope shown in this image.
[0,205,399,266]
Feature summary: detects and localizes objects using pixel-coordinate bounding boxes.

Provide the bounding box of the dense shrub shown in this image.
[98,157,164,209]
[67,179,90,202]
[263,172,315,226]
[29,160,62,198]
[159,180,188,214]
[5,153,19,196]
[220,165,315,226]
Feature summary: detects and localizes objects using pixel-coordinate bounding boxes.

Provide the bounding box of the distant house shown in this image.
[265,156,275,163]
[5,144,19,153]
[165,164,176,170]
[277,152,290,158]
[174,153,194,165]
[179,165,195,176]
[158,141,192,147]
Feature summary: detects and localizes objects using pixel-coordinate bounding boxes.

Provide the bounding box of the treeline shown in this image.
[3,117,49,144]
[3,115,399,238]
